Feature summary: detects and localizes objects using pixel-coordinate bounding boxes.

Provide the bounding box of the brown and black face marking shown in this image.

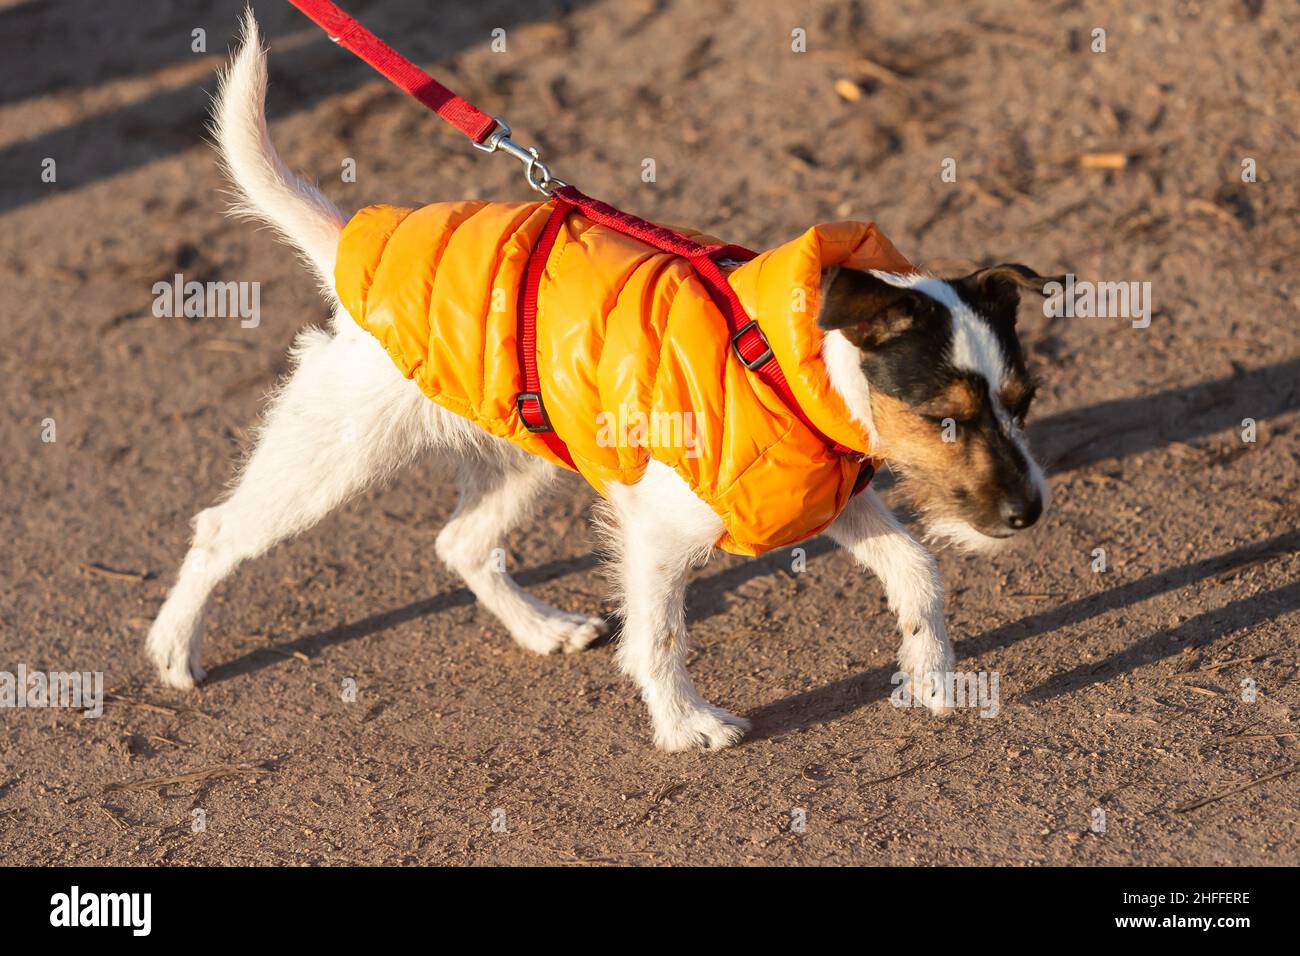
[819,264,1061,543]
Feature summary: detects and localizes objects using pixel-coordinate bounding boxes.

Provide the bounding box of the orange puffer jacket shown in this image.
[334,199,912,555]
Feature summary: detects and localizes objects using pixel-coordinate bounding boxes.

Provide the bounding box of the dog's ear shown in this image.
[961,264,1067,316]
[817,266,942,350]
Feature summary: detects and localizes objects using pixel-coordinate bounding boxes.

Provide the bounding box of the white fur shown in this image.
[212,10,344,297]
[148,14,987,748]
[923,517,1012,554]
[822,329,880,448]
[602,463,751,750]
[435,453,607,655]
[827,488,953,714]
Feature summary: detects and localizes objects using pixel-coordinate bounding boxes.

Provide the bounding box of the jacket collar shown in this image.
[726,222,915,455]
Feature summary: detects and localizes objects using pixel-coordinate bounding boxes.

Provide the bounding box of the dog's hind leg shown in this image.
[603,461,750,752]
[435,450,607,655]
[147,324,440,688]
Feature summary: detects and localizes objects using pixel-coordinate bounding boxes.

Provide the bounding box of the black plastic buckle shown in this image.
[516,391,553,433]
[731,320,774,371]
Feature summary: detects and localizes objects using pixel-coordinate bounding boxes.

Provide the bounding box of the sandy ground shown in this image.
[1,0,1298,866]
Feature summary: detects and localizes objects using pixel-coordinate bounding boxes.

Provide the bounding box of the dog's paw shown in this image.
[147,643,207,690]
[145,621,206,690]
[514,612,609,656]
[907,670,955,717]
[653,705,750,753]
[898,622,955,717]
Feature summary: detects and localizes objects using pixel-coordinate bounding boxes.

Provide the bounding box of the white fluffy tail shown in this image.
[213,10,345,294]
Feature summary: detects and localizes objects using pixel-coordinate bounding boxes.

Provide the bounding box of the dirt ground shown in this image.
[2,0,1298,866]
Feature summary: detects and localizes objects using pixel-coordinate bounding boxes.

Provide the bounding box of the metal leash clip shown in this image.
[472,116,568,196]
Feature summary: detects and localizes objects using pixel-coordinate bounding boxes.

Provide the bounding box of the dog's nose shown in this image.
[1000,490,1042,530]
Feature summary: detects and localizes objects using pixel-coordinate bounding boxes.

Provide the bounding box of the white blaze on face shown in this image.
[869,271,1009,399]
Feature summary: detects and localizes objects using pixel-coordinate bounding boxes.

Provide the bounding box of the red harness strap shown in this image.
[515,201,575,468]
[516,187,865,471]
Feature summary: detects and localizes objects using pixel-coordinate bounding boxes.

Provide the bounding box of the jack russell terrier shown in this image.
[147,12,1055,751]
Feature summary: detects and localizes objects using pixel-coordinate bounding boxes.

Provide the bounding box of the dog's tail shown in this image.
[212,10,345,296]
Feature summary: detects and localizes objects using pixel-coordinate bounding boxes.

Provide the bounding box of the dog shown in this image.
[146,13,1054,752]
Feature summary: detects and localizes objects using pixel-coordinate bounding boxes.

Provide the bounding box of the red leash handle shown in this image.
[286,0,497,144]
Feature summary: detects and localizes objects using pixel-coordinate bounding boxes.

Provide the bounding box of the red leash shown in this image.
[288,0,872,484]
[286,0,496,143]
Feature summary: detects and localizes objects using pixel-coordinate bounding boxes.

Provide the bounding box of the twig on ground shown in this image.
[95,803,132,831]
[861,750,977,787]
[1169,762,1300,814]
[1170,655,1266,678]
[104,693,179,716]
[99,762,275,796]
[83,562,152,582]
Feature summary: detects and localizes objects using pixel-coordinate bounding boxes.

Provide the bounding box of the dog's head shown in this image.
[819,264,1059,551]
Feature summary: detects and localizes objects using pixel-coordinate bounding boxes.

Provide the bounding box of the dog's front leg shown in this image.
[606,462,750,751]
[826,487,954,715]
